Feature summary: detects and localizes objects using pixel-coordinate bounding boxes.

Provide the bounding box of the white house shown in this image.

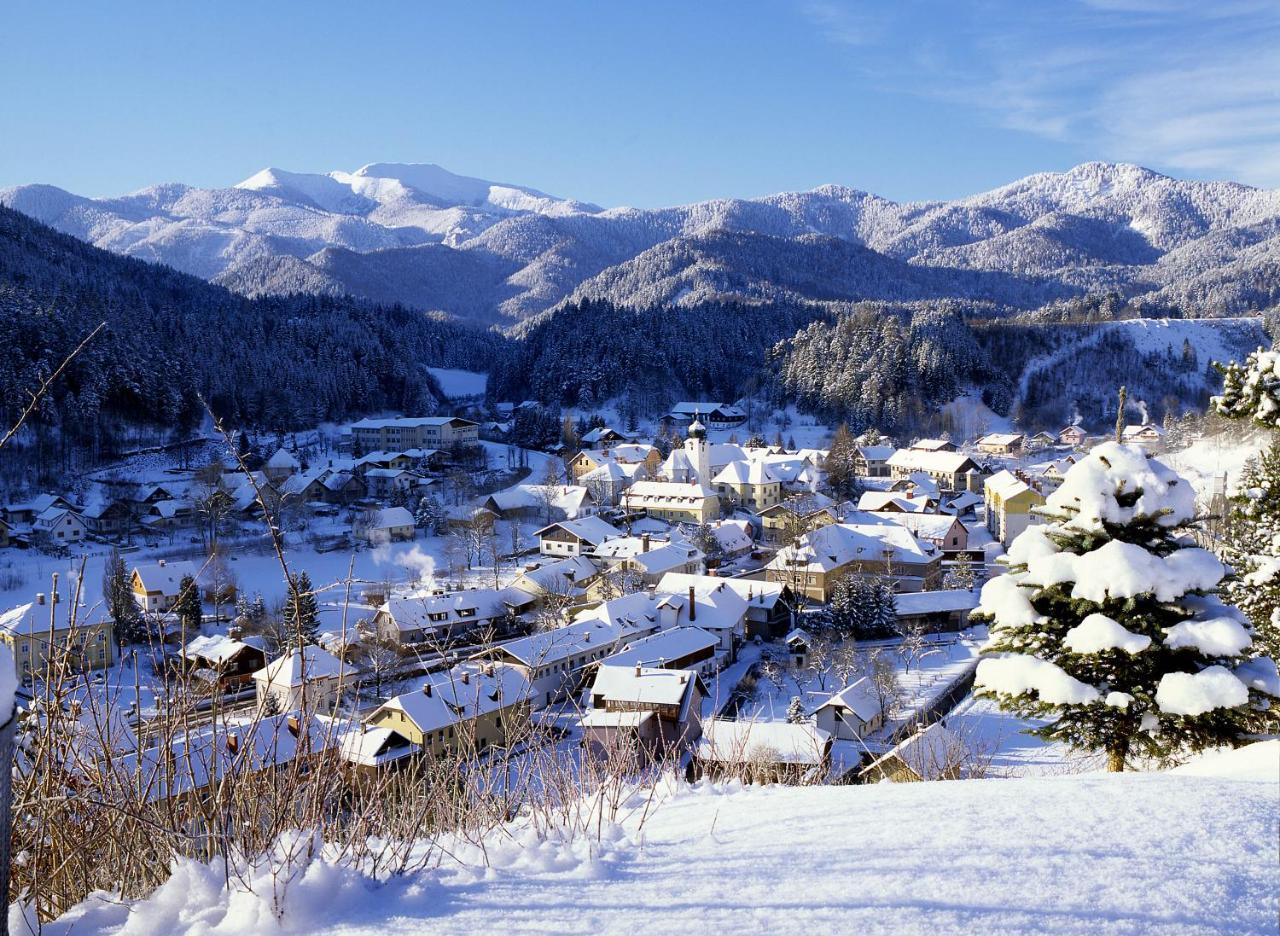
[253,645,355,713]
[534,516,622,557]
[814,677,884,740]
[32,507,87,548]
[365,506,415,544]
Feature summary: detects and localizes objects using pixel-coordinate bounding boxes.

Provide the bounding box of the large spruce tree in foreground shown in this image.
[975,443,1279,771]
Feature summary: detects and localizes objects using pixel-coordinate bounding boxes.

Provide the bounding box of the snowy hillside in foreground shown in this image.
[4,162,1279,324]
[36,743,1279,935]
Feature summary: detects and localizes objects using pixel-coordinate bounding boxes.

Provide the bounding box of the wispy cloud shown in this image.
[799,1,1280,186]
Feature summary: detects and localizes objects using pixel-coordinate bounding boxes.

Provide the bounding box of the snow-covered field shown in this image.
[426,368,487,400]
[37,742,1279,935]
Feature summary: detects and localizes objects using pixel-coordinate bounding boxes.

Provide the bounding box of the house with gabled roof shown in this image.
[375,587,517,648]
[253,645,355,713]
[984,470,1046,546]
[693,719,832,784]
[363,662,531,757]
[131,559,200,613]
[976,433,1024,455]
[712,459,782,511]
[534,515,622,557]
[765,522,943,601]
[581,664,708,762]
[886,450,978,492]
[664,402,747,430]
[474,619,630,708]
[815,677,885,740]
[862,721,967,782]
[32,506,87,548]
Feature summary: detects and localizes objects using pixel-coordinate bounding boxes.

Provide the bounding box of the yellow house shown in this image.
[984,470,1046,546]
[622,481,720,524]
[764,522,943,601]
[712,460,782,511]
[131,559,201,613]
[0,592,115,684]
[366,663,531,755]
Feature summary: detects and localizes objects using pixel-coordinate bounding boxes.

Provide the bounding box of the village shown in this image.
[0,393,1200,796]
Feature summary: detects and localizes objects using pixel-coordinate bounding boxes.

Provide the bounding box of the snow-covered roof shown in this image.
[669,402,745,419]
[977,433,1024,446]
[818,677,881,723]
[486,484,594,516]
[380,588,514,632]
[511,556,597,595]
[710,519,754,554]
[602,626,720,669]
[857,492,932,513]
[181,634,267,666]
[652,581,747,633]
[866,721,965,780]
[870,512,963,542]
[266,448,300,469]
[856,445,896,461]
[887,450,976,474]
[624,480,716,507]
[487,619,627,668]
[579,709,656,728]
[910,439,954,452]
[696,719,831,766]
[132,560,200,595]
[371,506,414,529]
[767,523,937,574]
[985,470,1040,500]
[351,416,477,430]
[339,726,421,767]
[893,590,980,616]
[376,663,530,736]
[114,713,337,801]
[785,627,812,646]
[253,645,354,689]
[589,665,703,712]
[712,460,780,486]
[656,573,785,610]
[534,515,621,545]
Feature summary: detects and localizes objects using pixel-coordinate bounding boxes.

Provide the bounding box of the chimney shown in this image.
[158,559,166,568]
[287,715,300,738]
[461,671,470,685]
[688,586,696,622]
[641,533,651,553]
[423,682,432,697]
[36,593,45,606]
[226,733,240,754]
[635,662,642,677]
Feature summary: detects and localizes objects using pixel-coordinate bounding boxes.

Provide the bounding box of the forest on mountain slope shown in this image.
[0,205,507,465]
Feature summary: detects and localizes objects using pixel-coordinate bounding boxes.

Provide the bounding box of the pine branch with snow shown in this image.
[1213,347,1280,429]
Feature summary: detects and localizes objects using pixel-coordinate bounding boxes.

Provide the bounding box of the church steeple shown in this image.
[685,414,710,489]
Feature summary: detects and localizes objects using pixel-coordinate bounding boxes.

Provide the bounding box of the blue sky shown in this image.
[1,1,1276,205]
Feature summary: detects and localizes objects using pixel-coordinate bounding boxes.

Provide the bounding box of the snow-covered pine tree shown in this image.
[172,574,202,635]
[282,570,320,646]
[975,442,1279,771]
[942,556,977,591]
[1219,443,1280,660]
[1214,347,1280,428]
[786,696,807,724]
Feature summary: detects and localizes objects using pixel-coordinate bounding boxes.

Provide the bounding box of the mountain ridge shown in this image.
[3,161,1278,327]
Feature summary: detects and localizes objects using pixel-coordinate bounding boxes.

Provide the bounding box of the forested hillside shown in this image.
[0,206,507,462]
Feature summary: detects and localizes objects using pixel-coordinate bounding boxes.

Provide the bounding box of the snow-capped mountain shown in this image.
[3,161,1278,324]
